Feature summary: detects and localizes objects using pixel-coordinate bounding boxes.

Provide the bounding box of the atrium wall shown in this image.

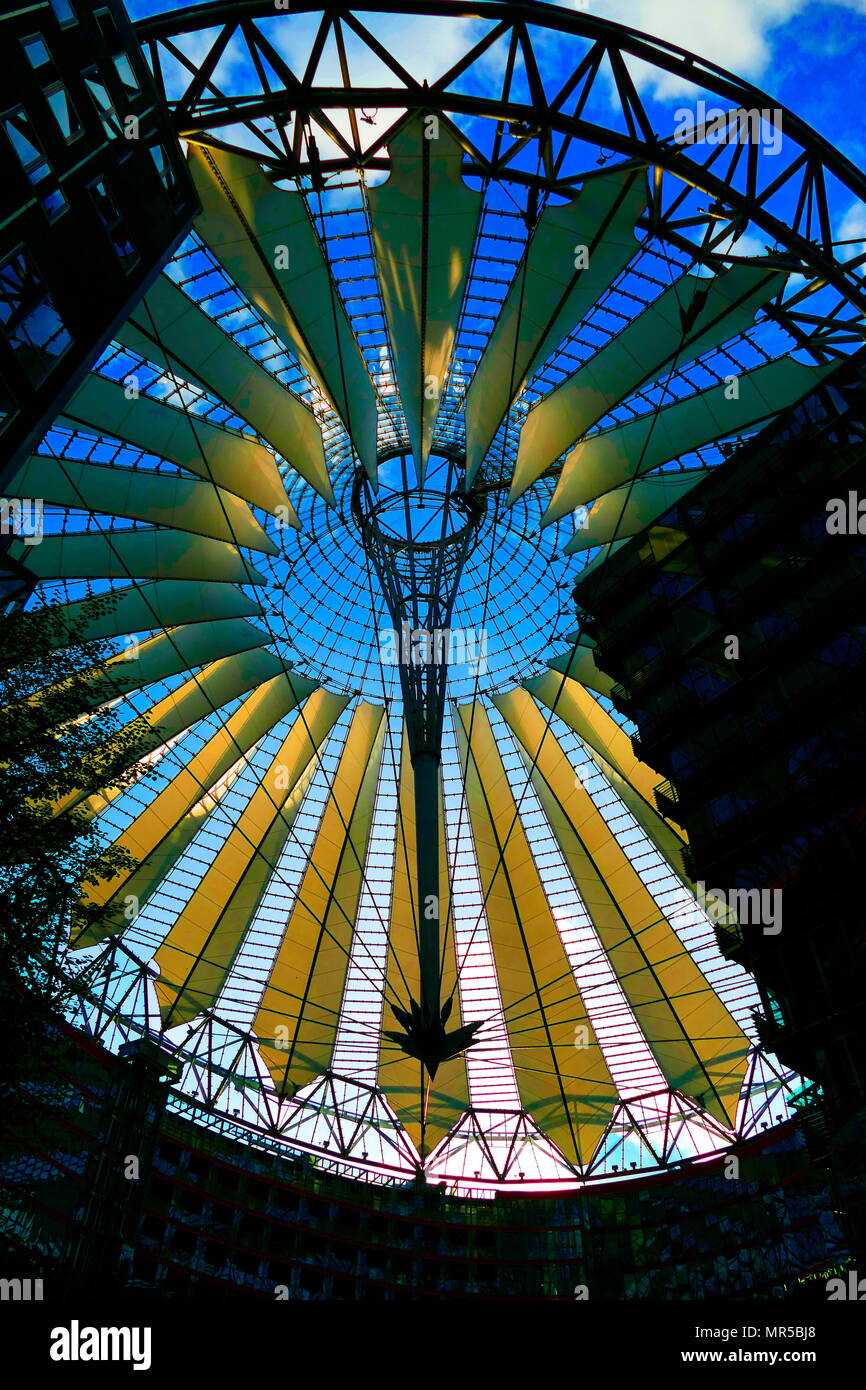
[0,0,196,599]
[0,1020,846,1301]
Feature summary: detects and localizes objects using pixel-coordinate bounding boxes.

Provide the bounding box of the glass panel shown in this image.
[39,185,68,220]
[149,142,177,193]
[90,177,138,272]
[83,70,122,139]
[4,113,46,175]
[0,250,72,384]
[90,174,117,222]
[22,36,51,68]
[45,83,82,141]
[113,54,140,97]
[49,0,77,26]
[2,110,68,220]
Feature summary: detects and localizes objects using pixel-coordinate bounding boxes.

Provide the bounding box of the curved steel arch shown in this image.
[59,931,795,1191]
[135,0,866,320]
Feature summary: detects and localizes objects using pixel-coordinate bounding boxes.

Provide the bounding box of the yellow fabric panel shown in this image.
[368,115,480,481]
[41,580,260,650]
[465,168,645,483]
[546,640,615,698]
[43,616,272,718]
[382,1061,469,1160]
[453,703,617,1166]
[520,671,647,790]
[154,688,346,1027]
[562,470,708,554]
[118,272,333,502]
[512,263,786,499]
[63,372,294,517]
[519,671,688,870]
[379,724,470,1151]
[53,652,305,819]
[9,455,281,552]
[73,679,335,949]
[491,688,749,1127]
[188,144,377,480]
[10,528,267,587]
[256,702,386,1094]
[543,357,837,524]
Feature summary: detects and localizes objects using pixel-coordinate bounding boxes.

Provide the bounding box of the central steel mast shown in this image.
[351,457,484,1074]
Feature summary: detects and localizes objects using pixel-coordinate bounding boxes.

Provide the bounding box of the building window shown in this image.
[83,68,122,139]
[89,176,138,272]
[96,9,123,51]
[49,0,77,26]
[0,249,72,385]
[113,54,140,98]
[95,10,141,98]
[149,142,178,196]
[44,83,82,142]
[2,109,67,220]
[22,35,51,69]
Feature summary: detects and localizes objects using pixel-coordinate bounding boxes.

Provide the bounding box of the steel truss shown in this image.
[135,0,866,349]
[56,935,802,1191]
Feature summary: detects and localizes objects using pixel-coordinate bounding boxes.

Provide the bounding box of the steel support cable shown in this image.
[444,224,747,1120]
[357,469,437,991]
[409,152,549,1094]
[46,304,406,1023]
[129,300,408,1003]
[349,105,516,1093]
[228,172,420,1067]
[427,190,543,966]
[355,454,483,1061]
[443,143,555,986]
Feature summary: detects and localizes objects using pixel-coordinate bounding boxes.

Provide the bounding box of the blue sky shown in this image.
[124,0,866,175]
[590,0,866,172]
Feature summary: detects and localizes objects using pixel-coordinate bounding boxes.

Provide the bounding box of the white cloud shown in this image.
[838,198,866,261]
[602,1,795,76]
[551,0,862,100]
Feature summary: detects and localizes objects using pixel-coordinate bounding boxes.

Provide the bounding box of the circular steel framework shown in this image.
[31,0,866,1191]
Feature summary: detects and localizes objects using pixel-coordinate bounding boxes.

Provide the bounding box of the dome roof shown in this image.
[17,0,863,1187]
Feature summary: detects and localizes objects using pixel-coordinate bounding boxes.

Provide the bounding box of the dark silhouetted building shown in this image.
[572,350,866,1258]
[0,0,196,599]
[0,1018,847,1301]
